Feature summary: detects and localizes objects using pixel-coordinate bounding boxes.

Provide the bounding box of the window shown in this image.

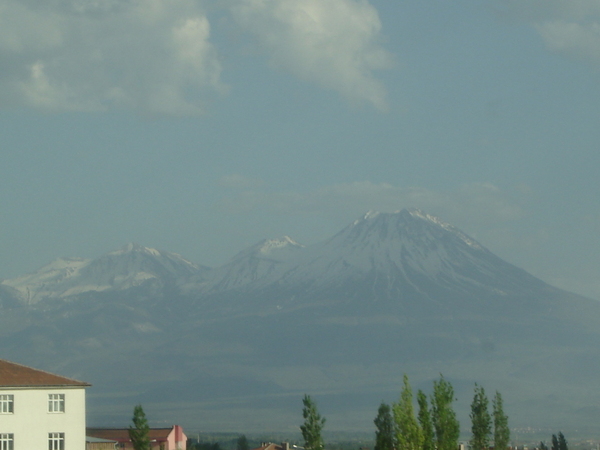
[48,394,64,413]
[0,395,13,414]
[48,433,64,450]
[0,434,14,450]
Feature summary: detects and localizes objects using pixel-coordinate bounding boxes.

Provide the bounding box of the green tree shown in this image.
[237,436,249,450]
[540,442,548,450]
[374,402,395,450]
[393,374,423,450]
[129,404,151,450]
[558,432,568,450]
[470,384,491,450]
[431,375,460,450]
[492,391,509,450]
[551,434,559,450]
[301,394,326,450]
[417,390,434,450]
[193,443,221,450]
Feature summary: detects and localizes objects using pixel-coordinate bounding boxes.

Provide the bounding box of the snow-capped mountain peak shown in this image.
[199,236,305,293]
[2,210,545,311]
[357,210,381,222]
[234,209,542,308]
[256,236,304,257]
[1,244,204,304]
[258,236,300,254]
[2,257,91,304]
[347,208,483,251]
[402,208,483,249]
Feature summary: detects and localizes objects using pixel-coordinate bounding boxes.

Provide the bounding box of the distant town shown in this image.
[2,358,598,450]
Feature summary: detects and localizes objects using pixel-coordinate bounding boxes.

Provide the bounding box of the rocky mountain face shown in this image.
[196,235,305,294]
[2,243,207,304]
[2,209,600,434]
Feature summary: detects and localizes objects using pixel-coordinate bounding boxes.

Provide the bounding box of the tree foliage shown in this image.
[558,432,568,450]
[301,394,326,450]
[492,391,510,450]
[237,436,249,450]
[191,443,222,450]
[375,375,509,450]
[417,390,434,450]
[470,384,491,450]
[393,374,423,450]
[431,375,460,450]
[129,404,151,450]
[549,433,568,450]
[374,402,395,450]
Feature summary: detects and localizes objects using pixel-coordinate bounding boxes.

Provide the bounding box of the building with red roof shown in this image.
[86,426,187,450]
[250,442,293,450]
[0,358,91,450]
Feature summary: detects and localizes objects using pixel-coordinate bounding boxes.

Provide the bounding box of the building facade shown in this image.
[0,359,90,450]
[86,426,187,450]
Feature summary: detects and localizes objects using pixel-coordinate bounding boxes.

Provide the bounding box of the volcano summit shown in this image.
[1,209,600,433]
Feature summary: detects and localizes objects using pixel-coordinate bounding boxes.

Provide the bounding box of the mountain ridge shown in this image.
[1,242,208,304]
[2,209,600,433]
[0,209,581,308]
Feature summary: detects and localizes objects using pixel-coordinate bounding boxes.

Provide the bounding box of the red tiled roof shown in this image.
[87,428,175,442]
[250,444,288,450]
[0,359,90,387]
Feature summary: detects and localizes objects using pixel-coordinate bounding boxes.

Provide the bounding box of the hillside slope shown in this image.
[2,209,600,434]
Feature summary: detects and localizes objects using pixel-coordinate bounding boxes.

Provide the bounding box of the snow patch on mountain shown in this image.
[1,243,205,303]
[199,236,305,292]
[258,236,302,256]
[232,208,533,302]
[405,208,483,250]
[2,257,91,304]
[2,209,546,309]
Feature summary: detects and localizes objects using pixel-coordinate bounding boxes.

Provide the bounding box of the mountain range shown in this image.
[2,208,600,435]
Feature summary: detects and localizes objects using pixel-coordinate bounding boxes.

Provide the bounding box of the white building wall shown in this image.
[0,386,86,450]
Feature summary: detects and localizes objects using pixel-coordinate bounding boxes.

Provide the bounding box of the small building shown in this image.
[86,426,187,450]
[251,443,292,450]
[86,436,118,450]
[0,358,91,450]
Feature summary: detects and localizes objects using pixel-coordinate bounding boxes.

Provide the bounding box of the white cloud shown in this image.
[0,0,225,114]
[536,20,600,64]
[229,0,392,110]
[0,0,393,113]
[502,0,600,68]
[0,2,64,53]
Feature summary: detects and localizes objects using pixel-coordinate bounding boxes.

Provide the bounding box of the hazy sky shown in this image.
[1,0,600,300]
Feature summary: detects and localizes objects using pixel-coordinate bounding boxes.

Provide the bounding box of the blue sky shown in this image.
[1,0,600,300]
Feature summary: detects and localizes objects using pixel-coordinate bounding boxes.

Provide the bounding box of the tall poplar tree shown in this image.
[470,384,491,450]
[558,432,568,450]
[237,435,249,450]
[129,404,150,450]
[492,391,510,450]
[393,374,423,450]
[417,390,434,450]
[301,395,326,450]
[374,402,395,450]
[431,375,460,450]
